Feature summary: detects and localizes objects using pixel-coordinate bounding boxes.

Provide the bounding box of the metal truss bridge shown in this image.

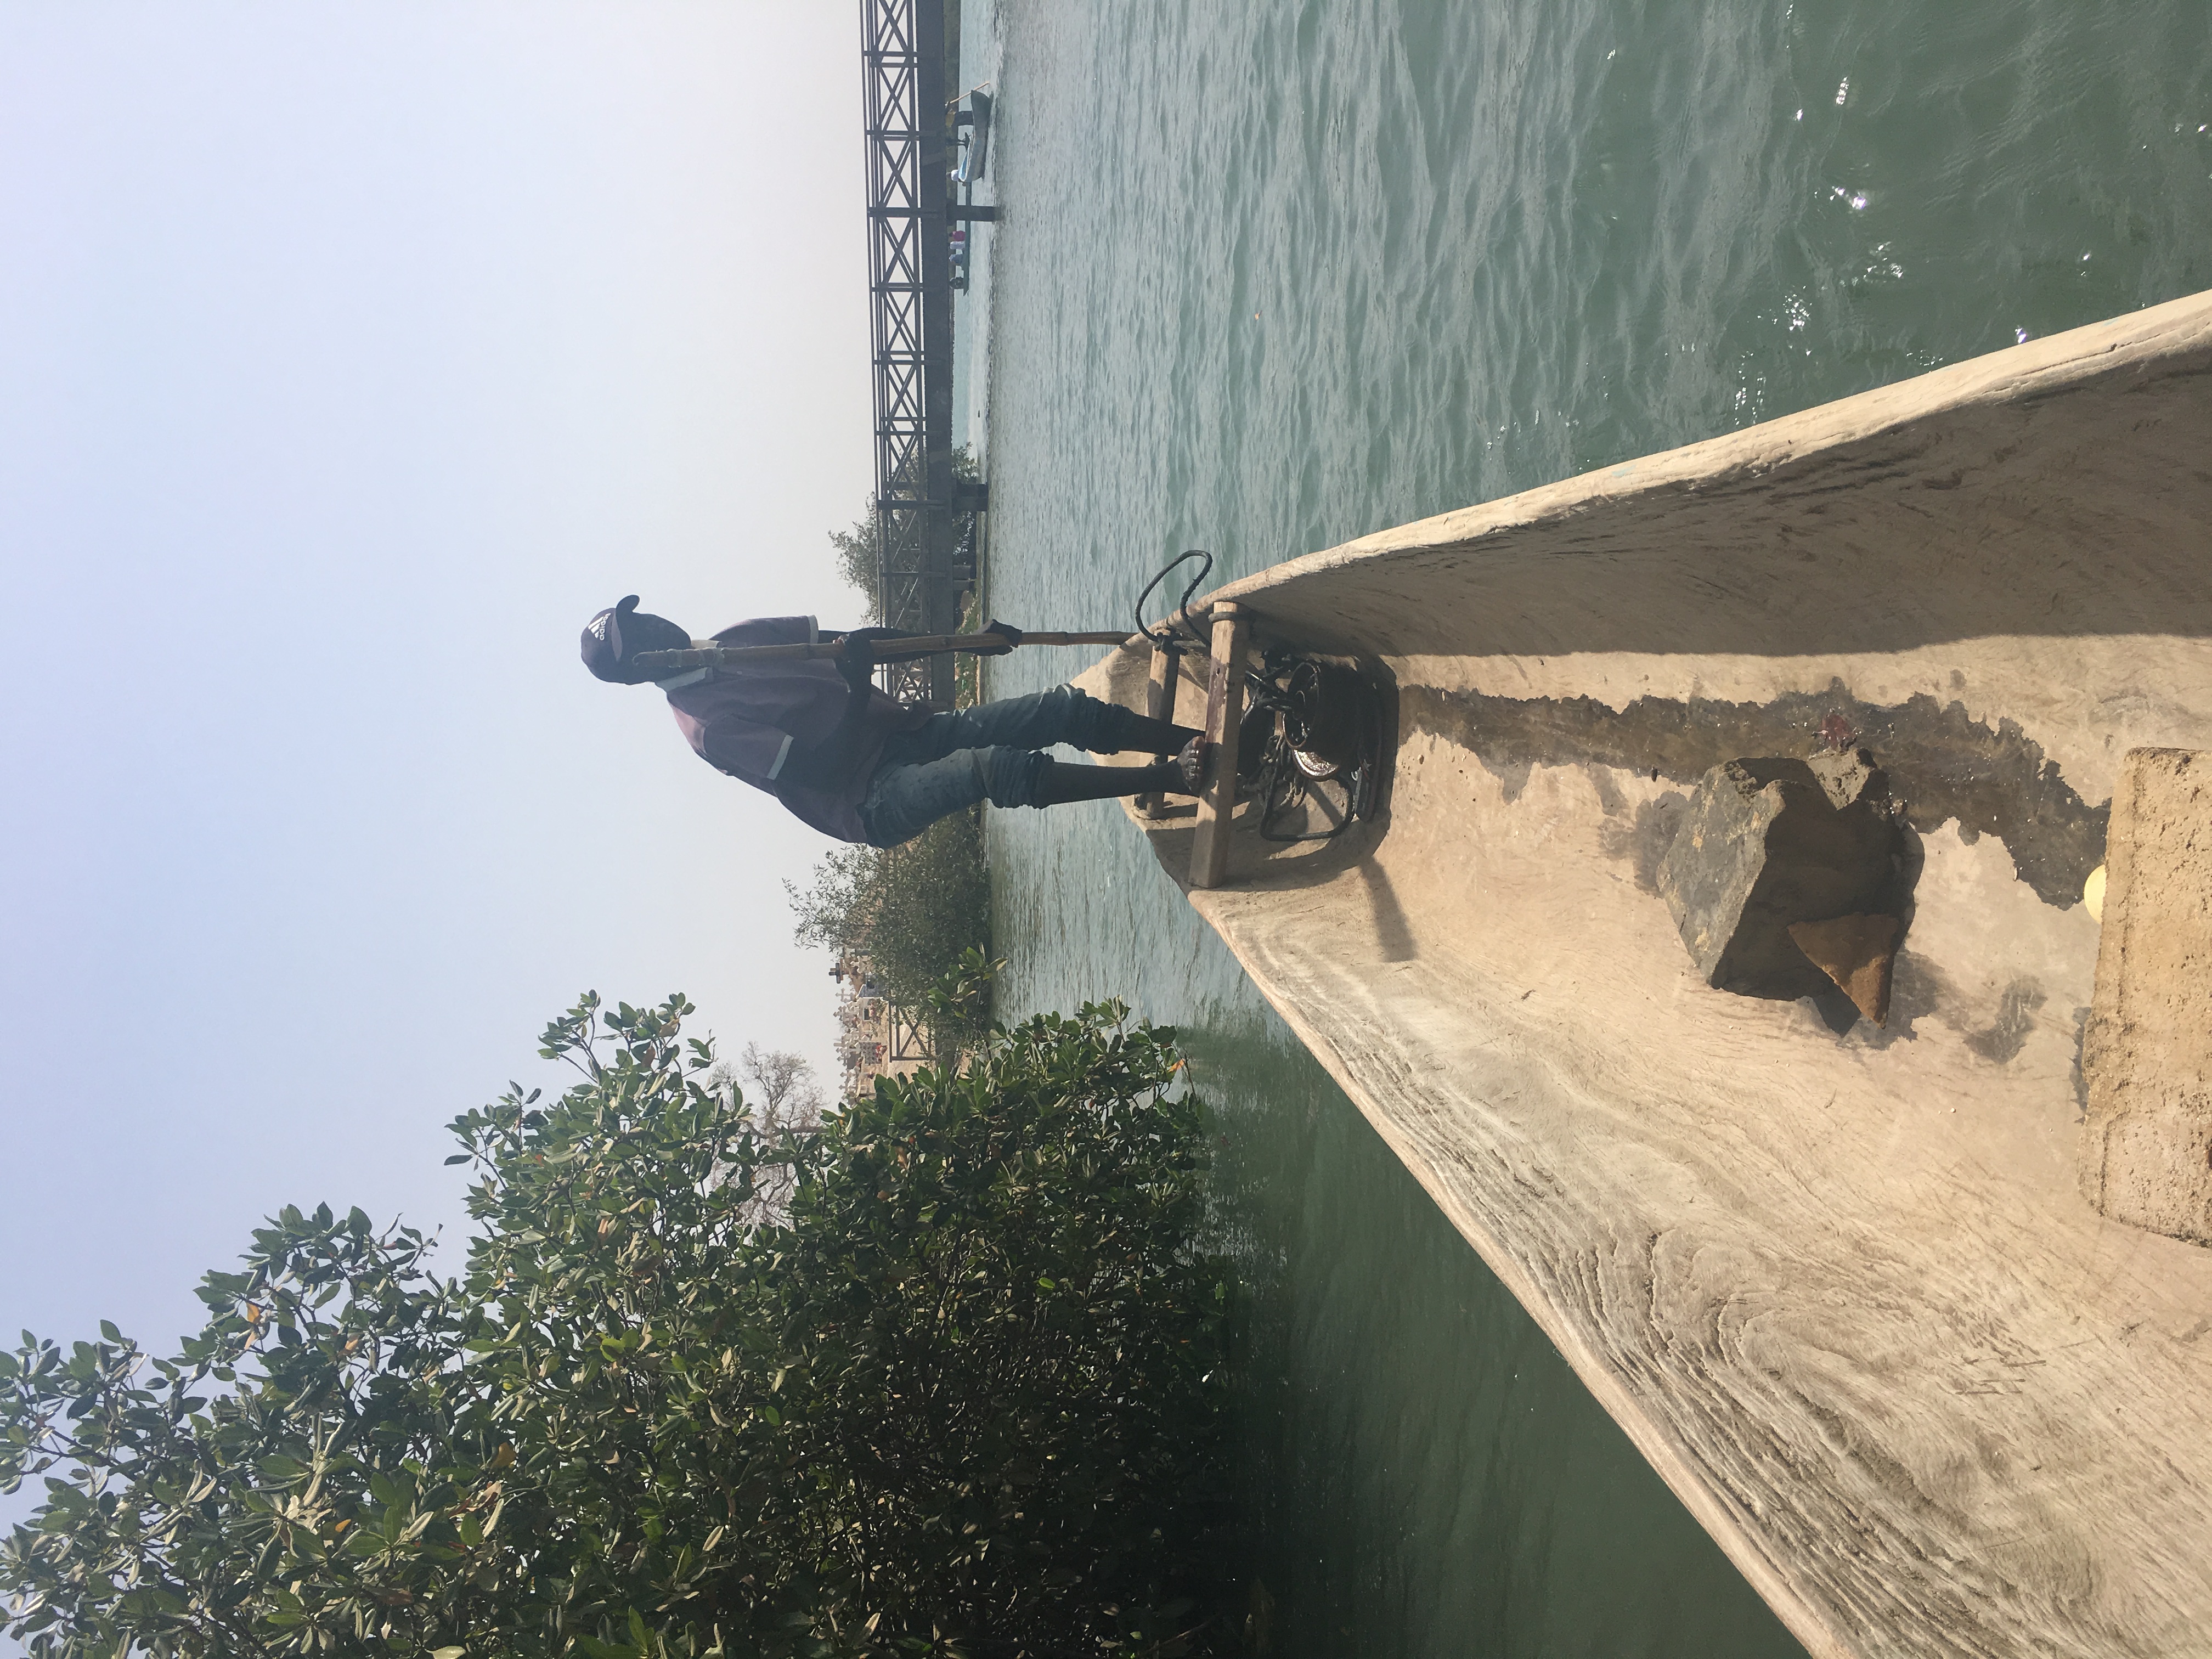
[860,0,990,702]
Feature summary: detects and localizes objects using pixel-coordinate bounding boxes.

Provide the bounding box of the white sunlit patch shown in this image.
[1786,294,1811,331]
[1861,243,1905,283]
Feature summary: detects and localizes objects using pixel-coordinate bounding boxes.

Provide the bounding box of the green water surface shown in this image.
[963,3,2210,1652]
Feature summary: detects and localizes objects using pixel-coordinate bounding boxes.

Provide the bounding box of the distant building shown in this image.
[830,957,930,1096]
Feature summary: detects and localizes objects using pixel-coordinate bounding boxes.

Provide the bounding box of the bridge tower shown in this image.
[859,0,964,704]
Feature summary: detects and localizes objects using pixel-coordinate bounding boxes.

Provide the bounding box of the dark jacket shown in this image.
[662,616,929,843]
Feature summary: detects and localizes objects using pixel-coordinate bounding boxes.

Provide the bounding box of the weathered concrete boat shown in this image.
[1080,289,2212,1658]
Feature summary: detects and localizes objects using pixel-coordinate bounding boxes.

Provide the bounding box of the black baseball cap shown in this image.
[580,595,693,684]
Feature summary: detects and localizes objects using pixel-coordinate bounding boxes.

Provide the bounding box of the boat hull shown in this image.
[1084,290,2212,1659]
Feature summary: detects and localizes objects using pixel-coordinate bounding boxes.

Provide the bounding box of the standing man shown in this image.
[582,596,1210,847]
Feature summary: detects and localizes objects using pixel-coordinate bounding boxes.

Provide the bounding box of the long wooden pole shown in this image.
[627,630,1138,676]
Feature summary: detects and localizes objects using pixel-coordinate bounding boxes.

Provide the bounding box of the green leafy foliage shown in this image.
[2,988,1235,1657]
[918,947,1000,1052]
[787,812,992,1049]
[828,447,983,618]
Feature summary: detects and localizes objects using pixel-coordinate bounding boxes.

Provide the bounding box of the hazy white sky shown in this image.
[1,3,876,1362]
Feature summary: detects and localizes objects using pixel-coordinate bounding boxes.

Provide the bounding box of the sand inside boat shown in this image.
[1077,289,2212,1659]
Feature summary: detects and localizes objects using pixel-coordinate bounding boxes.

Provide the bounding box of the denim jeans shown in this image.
[856,685,1150,847]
